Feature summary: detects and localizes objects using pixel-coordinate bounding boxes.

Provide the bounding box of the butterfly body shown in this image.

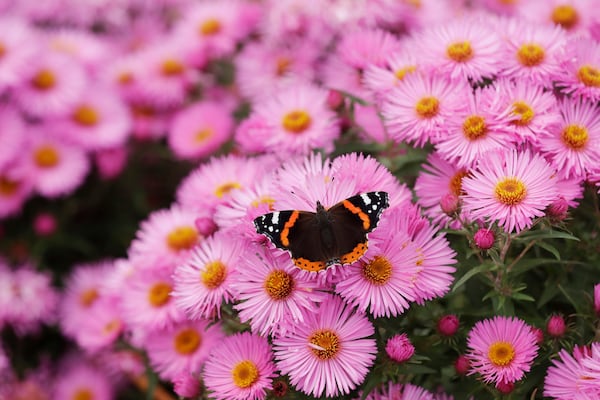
[254,191,389,272]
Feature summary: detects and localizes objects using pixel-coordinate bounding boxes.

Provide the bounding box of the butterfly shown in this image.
[253,191,389,272]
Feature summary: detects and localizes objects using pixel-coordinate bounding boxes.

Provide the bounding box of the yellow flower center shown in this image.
[148,282,172,307]
[577,65,600,88]
[166,226,199,251]
[34,145,60,168]
[449,169,469,196]
[215,181,241,198]
[394,65,416,81]
[31,69,56,90]
[488,341,515,366]
[415,96,440,119]
[117,71,133,85]
[200,19,222,36]
[276,56,292,76]
[201,261,227,289]
[79,288,99,308]
[72,388,94,400]
[195,128,213,143]
[0,43,5,58]
[250,195,275,210]
[446,41,473,63]
[561,124,588,150]
[231,360,260,389]
[362,256,392,285]
[309,330,340,360]
[494,177,527,206]
[174,328,201,355]
[73,105,99,126]
[0,176,20,196]
[517,43,545,67]
[103,319,122,335]
[551,5,579,30]
[282,110,312,134]
[161,59,184,76]
[264,270,294,300]
[462,115,487,140]
[511,101,535,126]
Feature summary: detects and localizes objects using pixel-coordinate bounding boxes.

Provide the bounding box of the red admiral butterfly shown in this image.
[254,191,389,272]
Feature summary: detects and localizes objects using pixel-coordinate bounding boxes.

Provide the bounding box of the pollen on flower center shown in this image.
[577,65,600,88]
[511,101,535,126]
[79,288,99,308]
[31,69,56,90]
[309,330,340,360]
[195,128,213,143]
[415,96,440,119]
[362,256,392,285]
[215,181,241,198]
[447,41,473,63]
[561,124,588,150]
[551,5,579,30]
[394,65,416,81]
[148,282,172,307]
[34,145,60,168]
[449,169,469,196]
[282,110,312,133]
[488,341,515,366]
[231,360,259,389]
[275,56,292,76]
[264,270,294,300]
[494,177,527,206]
[174,328,201,355]
[0,176,20,196]
[201,261,227,289]
[462,115,487,140]
[72,388,94,400]
[200,19,222,36]
[161,59,184,76]
[517,43,545,67]
[73,105,99,126]
[166,226,199,251]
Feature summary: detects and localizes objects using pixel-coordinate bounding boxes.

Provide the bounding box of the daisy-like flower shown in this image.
[0,105,25,169]
[538,98,600,180]
[144,318,224,380]
[497,19,567,87]
[381,72,468,147]
[335,27,401,71]
[235,82,340,156]
[496,78,561,145]
[14,51,86,117]
[69,297,124,353]
[172,231,243,320]
[128,205,202,272]
[232,244,327,337]
[0,17,37,92]
[167,100,234,160]
[273,294,377,398]
[434,85,515,168]
[23,127,90,198]
[544,345,597,399]
[555,37,600,102]
[516,0,592,35]
[417,16,503,82]
[467,316,539,386]
[203,332,277,400]
[45,28,111,72]
[56,84,131,151]
[52,357,114,400]
[461,149,558,233]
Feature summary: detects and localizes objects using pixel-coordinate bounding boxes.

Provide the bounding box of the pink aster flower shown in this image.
[544,344,598,399]
[172,231,243,320]
[232,244,327,337]
[361,382,435,400]
[555,37,600,102]
[385,333,415,363]
[497,19,567,87]
[417,16,503,82]
[167,100,234,160]
[433,85,516,168]
[381,72,468,147]
[52,356,114,400]
[22,127,90,198]
[235,82,340,156]
[45,29,111,73]
[335,27,401,71]
[467,316,539,385]
[363,46,420,104]
[579,343,600,396]
[273,295,377,398]
[515,0,593,35]
[0,105,25,170]
[538,98,600,180]
[128,205,202,272]
[461,149,558,233]
[144,318,224,380]
[14,51,87,117]
[203,332,277,400]
[70,296,124,353]
[95,146,128,180]
[352,103,390,143]
[0,17,37,92]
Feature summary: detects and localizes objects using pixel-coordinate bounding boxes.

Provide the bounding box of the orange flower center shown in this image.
[394,65,416,81]
[577,65,600,88]
[73,105,99,126]
[415,96,440,119]
[148,282,172,307]
[551,5,579,30]
[462,115,487,140]
[494,177,527,206]
[276,57,292,76]
[201,261,227,289]
[161,59,184,76]
[31,69,56,90]
[488,341,515,366]
[517,43,545,67]
[34,145,60,168]
[195,128,213,143]
[215,181,241,198]
[72,388,94,400]
[362,256,392,285]
[166,226,199,251]
[561,124,588,150]
[282,110,312,133]
[264,270,294,300]
[446,41,473,63]
[200,19,222,36]
[173,328,201,355]
[250,195,275,210]
[79,288,99,308]
[0,176,20,196]
[449,169,469,196]
[231,360,259,389]
[511,101,535,126]
[309,330,340,360]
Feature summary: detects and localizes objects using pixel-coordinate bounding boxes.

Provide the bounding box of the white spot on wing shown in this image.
[272,212,279,225]
[360,193,372,205]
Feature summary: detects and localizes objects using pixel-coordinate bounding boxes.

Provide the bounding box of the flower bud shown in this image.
[385,333,415,363]
[33,212,57,236]
[547,196,569,221]
[594,284,600,316]
[440,193,459,215]
[437,314,459,337]
[473,228,494,250]
[546,315,566,338]
[195,217,217,236]
[454,354,470,375]
[531,327,544,345]
[172,372,200,398]
[496,380,514,394]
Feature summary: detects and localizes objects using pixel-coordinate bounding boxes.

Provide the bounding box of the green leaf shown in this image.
[510,258,562,276]
[538,284,560,308]
[514,230,580,242]
[452,263,492,292]
[535,241,561,260]
[511,292,535,302]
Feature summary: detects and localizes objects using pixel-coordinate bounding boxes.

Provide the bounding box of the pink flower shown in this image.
[544,344,599,399]
[438,315,460,337]
[473,228,495,250]
[595,284,600,315]
[461,150,558,233]
[554,37,600,102]
[203,332,277,400]
[33,212,57,236]
[362,382,435,400]
[385,333,415,363]
[94,146,128,180]
[515,0,593,35]
[0,17,37,91]
[0,163,33,220]
[546,315,567,338]
[467,316,539,385]
[363,45,420,103]
[273,295,377,398]
[0,105,25,170]
[52,357,114,400]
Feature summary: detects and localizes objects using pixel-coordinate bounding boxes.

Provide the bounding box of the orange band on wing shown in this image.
[293,257,326,272]
[342,200,370,230]
[280,210,299,247]
[340,241,368,265]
